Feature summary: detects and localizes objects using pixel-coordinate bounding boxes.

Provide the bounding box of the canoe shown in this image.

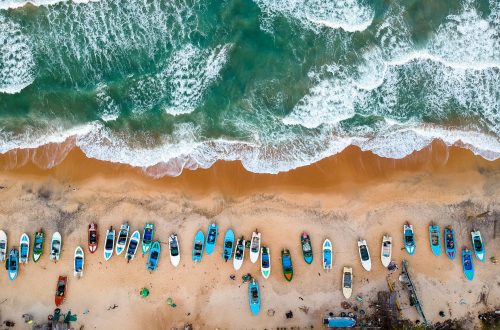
[301,232,313,264]
[115,222,130,255]
[205,223,218,255]
[471,230,485,262]
[325,316,356,328]
[248,278,260,316]
[342,266,353,299]
[103,227,115,261]
[403,223,415,255]
[88,223,98,254]
[19,233,30,264]
[33,229,45,262]
[192,230,205,262]
[380,235,392,268]
[125,230,141,262]
[249,231,261,263]
[74,246,84,278]
[281,249,293,281]
[222,229,235,262]
[7,248,18,281]
[50,232,62,262]
[261,247,271,279]
[444,226,456,260]
[146,241,161,272]
[323,239,332,270]
[169,234,180,267]
[233,237,245,270]
[0,230,7,262]
[462,247,474,281]
[429,224,441,256]
[55,275,68,307]
[357,239,371,271]
[141,223,155,254]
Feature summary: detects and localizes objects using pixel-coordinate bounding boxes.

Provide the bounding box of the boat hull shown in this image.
[381,236,392,268]
[222,229,235,262]
[462,249,474,281]
[429,225,441,256]
[192,230,205,262]
[248,280,260,316]
[147,241,161,271]
[205,224,218,255]
[260,247,271,279]
[125,231,141,262]
[323,239,332,270]
[249,232,261,263]
[233,239,245,270]
[444,227,456,260]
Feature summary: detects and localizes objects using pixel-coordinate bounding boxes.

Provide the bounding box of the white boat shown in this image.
[169,234,181,267]
[260,246,271,279]
[19,233,30,264]
[125,230,141,262]
[103,227,115,261]
[74,246,84,278]
[233,237,245,270]
[0,230,7,262]
[342,266,353,299]
[380,235,392,268]
[357,239,371,271]
[115,222,130,255]
[471,230,485,262]
[50,232,62,262]
[249,231,261,263]
[323,239,333,270]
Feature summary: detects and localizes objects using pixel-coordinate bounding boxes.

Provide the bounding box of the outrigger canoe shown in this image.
[0,230,7,262]
[74,246,84,278]
[7,248,18,281]
[19,233,30,264]
[249,230,261,263]
[222,229,235,262]
[403,223,415,255]
[115,222,130,256]
[50,232,62,262]
[380,235,392,268]
[471,230,485,262]
[88,223,98,253]
[32,229,45,262]
[429,224,441,256]
[233,237,245,270]
[444,226,456,260]
[261,247,271,279]
[357,239,371,271]
[323,239,332,270]
[192,230,204,263]
[248,278,260,316]
[141,223,154,254]
[169,234,180,267]
[125,230,141,262]
[462,247,474,281]
[342,266,353,298]
[55,276,68,307]
[301,232,313,264]
[281,249,293,281]
[103,226,115,261]
[146,241,161,272]
[205,223,218,255]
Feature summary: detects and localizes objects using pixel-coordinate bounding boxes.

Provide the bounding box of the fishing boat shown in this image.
[357,239,371,271]
[125,230,141,262]
[103,226,115,261]
[0,230,7,262]
[74,246,84,278]
[169,234,180,267]
[55,276,67,307]
[146,241,161,272]
[50,232,62,262]
[249,230,261,263]
[141,223,154,254]
[115,222,130,255]
[32,229,45,262]
[19,233,30,264]
[205,223,218,255]
[462,247,474,281]
[471,230,485,262]
[380,235,392,267]
[444,226,456,260]
[342,266,353,298]
[301,232,313,264]
[281,249,293,281]
[192,230,205,262]
[248,278,260,315]
[323,239,332,270]
[429,224,441,256]
[7,248,18,281]
[233,237,245,270]
[403,223,415,255]
[261,247,271,279]
[222,229,235,262]
[88,223,98,253]
[323,314,356,328]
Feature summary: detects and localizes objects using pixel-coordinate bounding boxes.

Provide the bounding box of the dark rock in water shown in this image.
[286,311,294,319]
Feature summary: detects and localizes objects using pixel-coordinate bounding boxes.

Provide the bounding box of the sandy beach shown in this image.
[0,141,499,329]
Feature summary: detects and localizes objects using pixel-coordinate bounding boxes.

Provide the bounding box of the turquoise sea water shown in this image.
[0,0,499,176]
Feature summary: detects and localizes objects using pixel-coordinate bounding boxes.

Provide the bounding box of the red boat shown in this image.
[55,276,67,306]
[88,223,98,253]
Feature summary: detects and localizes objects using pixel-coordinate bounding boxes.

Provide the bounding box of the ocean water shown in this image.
[0,0,499,176]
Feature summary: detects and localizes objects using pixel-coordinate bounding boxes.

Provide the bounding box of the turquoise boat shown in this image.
[444,226,456,260]
[146,241,161,272]
[403,223,415,255]
[462,248,474,281]
[141,223,155,254]
[7,248,19,281]
[248,279,260,316]
[222,229,234,262]
[429,224,441,256]
[205,223,218,255]
[281,249,293,281]
[324,316,356,328]
[192,230,204,262]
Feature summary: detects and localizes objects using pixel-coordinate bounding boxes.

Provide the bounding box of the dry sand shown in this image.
[0,141,499,329]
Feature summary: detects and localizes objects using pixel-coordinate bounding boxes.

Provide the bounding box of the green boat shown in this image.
[33,229,45,262]
[141,223,155,254]
[281,249,293,282]
[301,232,313,264]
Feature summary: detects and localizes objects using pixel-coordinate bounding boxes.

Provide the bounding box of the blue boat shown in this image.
[248,279,260,316]
[471,230,485,262]
[444,226,456,260]
[146,241,161,272]
[192,230,204,262]
[222,229,235,262]
[205,223,218,255]
[403,223,415,255]
[324,315,356,328]
[429,224,441,256]
[462,248,474,281]
[7,248,19,281]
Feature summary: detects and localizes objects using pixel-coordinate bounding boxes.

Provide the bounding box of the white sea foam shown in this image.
[95,84,120,122]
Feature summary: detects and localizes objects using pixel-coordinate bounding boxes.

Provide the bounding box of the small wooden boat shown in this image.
[301,232,313,264]
[0,230,7,262]
[357,239,371,271]
[260,247,271,279]
[323,239,332,270]
[222,229,235,262]
[403,223,415,255]
[324,315,356,328]
[19,233,30,264]
[103,227,115,261]
[141,223,155,254]
[342,266,353,298]
[205,223,218,255]
[50,232,62,262]
[32,229,45,262]
[248,278,260,316]
[115,222,130,256]
[55,276,68,307]
[281,249,293,281]
[380,235,392,268]
[74,246,84,278]
[168,234,180,267]
[462,247,474,281]
[249,230,261,263]
[233,237,245,270]
[444,226,456,260]
[146,241,161,272]
[192,230,205,263]
[429,224,441,256]
[7,248,18,281]
[88,223,98,254]
[471,230,485,262]
[125,230,141,262]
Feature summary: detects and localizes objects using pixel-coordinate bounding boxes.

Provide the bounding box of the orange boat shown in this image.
[55,276,67,306]
[88,223,98,253]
